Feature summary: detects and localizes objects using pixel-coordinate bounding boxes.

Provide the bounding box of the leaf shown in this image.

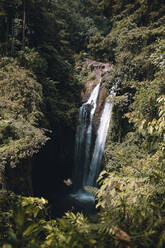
[23,223,39,237]
[115,183,121,190]
[34,208,40,218]
[112,226,131,243]
[89,239,97,244]
[148,125,153,135]
[2,244,13,248]
[157,229,165,248]
[7,229,17,242]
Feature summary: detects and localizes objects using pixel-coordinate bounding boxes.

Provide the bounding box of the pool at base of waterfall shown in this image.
[68,189,96,215]
[53,189,96,217]
[70,189,95,202]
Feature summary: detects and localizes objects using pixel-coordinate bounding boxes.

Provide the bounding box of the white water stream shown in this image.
[71,82,116,204]
[86,86,116,186]
[73,81,101,190]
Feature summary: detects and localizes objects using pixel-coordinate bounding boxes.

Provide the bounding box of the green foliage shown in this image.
[100,35,165,246]
[105,131,147,171]
[125,38,165,144]
[0,191,48,248]
[98,3,165,247]
[1,0,165,247]
[95,0,165,135]
[0,0,110,192]
[101,0,165,154]
[148,95,165,139]
[97,143,165,247]
[0,57,48,169]
[0,121,18,145]
[0,192,113,248]
[17,47,48,75]
[88,34,110,61]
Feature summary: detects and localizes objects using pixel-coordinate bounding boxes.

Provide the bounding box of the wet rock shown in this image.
[80,59,113,103]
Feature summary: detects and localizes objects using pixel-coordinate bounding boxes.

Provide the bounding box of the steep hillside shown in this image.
[0,0,110,195]
[92,1,165,246]
[0,57,49,193]
[89,0,165,169]
[1,0,165,247]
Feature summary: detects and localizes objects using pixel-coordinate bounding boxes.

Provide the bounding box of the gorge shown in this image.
[68,79,116,214]
[0,0,165,247]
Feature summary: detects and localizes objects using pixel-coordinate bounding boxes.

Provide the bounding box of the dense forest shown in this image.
[0,0,165,247]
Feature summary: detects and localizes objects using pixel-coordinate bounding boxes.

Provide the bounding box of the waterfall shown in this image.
[86,86,116,186]
[73,81,116,192]
[73,81,101,190]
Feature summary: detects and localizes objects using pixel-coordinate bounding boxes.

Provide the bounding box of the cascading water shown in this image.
[86,86,116,186]
[70,82,116,210]
[73,81,101,191]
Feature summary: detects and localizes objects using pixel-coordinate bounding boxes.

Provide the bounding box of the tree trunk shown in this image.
[11,18,15,56]
[22,0,26,49]
[5,16,8,56]
[0,165,6,190]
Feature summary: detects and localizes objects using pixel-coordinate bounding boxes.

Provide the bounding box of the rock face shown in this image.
[81,59,112,97]
[80,58,113,131]
[94,86,108,130]
[71,58,114,195]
